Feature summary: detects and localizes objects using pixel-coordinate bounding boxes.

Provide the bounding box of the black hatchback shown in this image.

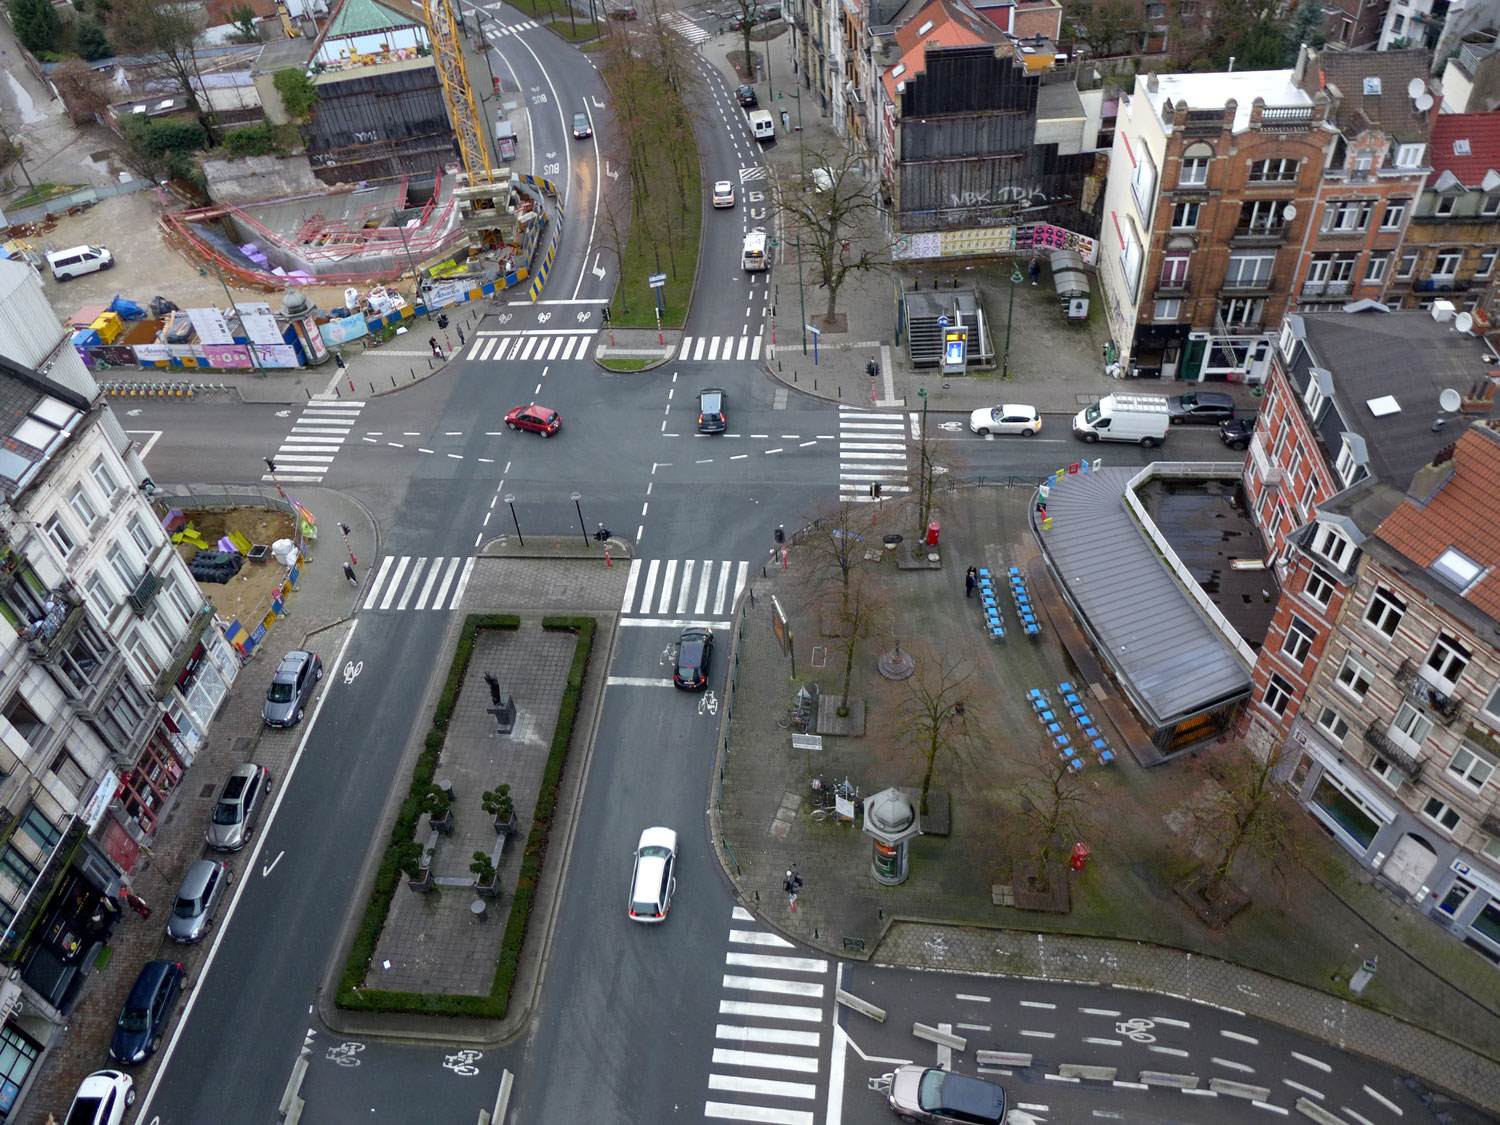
[698,388,727,433]
[674,627,714,689]
[1167,391,1235,425]
[736,84,758,108]
[109,960,186,1064]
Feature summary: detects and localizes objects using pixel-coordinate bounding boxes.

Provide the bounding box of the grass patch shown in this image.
[336,615,595,1018]
[546,18,603,40]
[8,183,80,210]
[608,185,701,330]
[598,357,656,371]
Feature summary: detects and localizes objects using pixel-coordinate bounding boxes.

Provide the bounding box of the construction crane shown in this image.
[420,0,517,247]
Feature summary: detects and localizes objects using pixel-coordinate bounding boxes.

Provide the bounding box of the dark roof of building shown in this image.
[1291,308,1499,490]
[1317,49,1433,140]
[0,355,92,502]
[1040,466,1253,728]
[1376,422,1500,623]
[1428,112,1500,184]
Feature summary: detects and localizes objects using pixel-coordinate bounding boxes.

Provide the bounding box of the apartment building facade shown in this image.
[1291,50,1434,315]
[0,260,238,1107]
[1097,65,1325,381]
[1382,111,1500,318]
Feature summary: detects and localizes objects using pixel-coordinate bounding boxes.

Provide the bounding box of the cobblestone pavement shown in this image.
[370,624,576,997]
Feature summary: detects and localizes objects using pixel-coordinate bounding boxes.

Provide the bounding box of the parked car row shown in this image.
[64,650,319,1117]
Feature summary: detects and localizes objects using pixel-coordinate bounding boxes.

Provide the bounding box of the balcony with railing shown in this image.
[1230,222,1289,246]
[1180,108,1227,136]
[1155,272,1191,295]
[1257,105,1315,132]
[1363,722,1425,780]
[1415,276,1470,293]
[1220,274,1275,294]
[1301,279,1353,299]
[1394,658,1465,725]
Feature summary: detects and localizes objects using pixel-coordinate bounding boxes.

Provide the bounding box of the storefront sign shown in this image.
[82,769,119,829]
[0,979,22,1024]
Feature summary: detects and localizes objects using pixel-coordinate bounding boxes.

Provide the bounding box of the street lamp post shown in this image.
[394,218,429,319]
[571,491,588,548]
[1003,262,1022,379]
[916,387,928,526]
[797,234,807,355]
[504,493,524,547]
[475,9,497,95]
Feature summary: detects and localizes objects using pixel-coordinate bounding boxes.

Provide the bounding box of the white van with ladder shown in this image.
[747,108,775,140]
[742,229,768,271]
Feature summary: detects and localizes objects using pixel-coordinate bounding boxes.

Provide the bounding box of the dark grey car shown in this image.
[262,650,321,727]
[205,763,271,852]
[1167,391,1236,425]
[166,860,230,944]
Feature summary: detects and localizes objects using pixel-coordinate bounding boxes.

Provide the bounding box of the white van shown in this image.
[1072,393,1170,447]
[747,109,775,140]
[742,230,768,271]
[46,244,113,281]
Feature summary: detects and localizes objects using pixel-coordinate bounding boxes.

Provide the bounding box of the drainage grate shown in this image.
[200,784,216,799]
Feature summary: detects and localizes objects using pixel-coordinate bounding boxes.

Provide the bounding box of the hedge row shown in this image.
[335,615,594,1019]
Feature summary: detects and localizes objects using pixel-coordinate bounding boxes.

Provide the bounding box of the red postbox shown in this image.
[926,522,940,546]
[1070,842,1091,872]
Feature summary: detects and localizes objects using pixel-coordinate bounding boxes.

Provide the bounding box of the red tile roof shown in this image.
[1429,113,1500,184]
[1376,422,1500,621]
[881,0,1009,105]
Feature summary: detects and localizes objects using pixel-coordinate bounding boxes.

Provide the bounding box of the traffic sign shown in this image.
[805,324,821,336]
[937,315,950,328]
[648,273,667,288]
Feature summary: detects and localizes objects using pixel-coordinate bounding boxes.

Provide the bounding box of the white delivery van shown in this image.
[46,244,113,281]
[747,109,775,140]
[1072,393,1170,447]
[742,229,768,271]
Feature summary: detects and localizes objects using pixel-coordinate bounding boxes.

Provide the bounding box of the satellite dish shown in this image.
[1440,387,1463,412]
[1416,93,1434,111]
[1408,77,1426,98]
[1282,203,1298,221]
[1455,311,1474,334]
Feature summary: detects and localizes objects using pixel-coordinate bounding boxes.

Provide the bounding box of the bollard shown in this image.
[391,375,396,386]
[370,383,375,393]
[814,378,817,390]
[604,548,612,567]
[411,368,416,380]
[839,385,842,398]
[305,388,312,399]
[793,371,798,382]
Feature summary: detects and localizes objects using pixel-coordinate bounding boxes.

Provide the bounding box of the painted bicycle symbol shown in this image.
[577,310,592,323]
[443,1049,483,1076]
[496,313,512,324]
[1115,1017,1156,1043]
[925,934,948,959]
[536,311,552,324]
[343,660,363,685]
[698,691,719,716]
[327,1041,365,1067]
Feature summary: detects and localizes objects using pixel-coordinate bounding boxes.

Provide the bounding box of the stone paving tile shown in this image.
[369,623,575,997]
[460,557,629,616]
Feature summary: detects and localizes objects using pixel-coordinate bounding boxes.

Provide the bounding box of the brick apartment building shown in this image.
[1238,305,1500,957]
[1097,63,1328,381]
[1322,0,1390,48]
[1290,50,1435,315]
[1383,111,1500,319]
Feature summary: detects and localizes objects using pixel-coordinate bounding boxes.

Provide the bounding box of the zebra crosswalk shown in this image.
[263,398,365,484]
[620,558,747,625]
[482,17,537,38]
[705,906,830,1125]
[839,407,911,503]
[677,334,763,362]
[359,556,475,613]
[466,331,594,363]
[660,9,711,44]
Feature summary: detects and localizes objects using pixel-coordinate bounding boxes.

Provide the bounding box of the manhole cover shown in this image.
[549,583,568,598]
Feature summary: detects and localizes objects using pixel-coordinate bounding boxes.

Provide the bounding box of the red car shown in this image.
[505,404,561,437]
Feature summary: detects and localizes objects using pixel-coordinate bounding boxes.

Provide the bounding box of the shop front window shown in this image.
[0,1022,41,1118]
[1311,775,1379,847]
[1474,900,1500,947]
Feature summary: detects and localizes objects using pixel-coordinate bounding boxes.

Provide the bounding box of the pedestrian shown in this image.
[965,566,977,599]
[343,561,358,585]
[784,869,802,912]
[118,887,151,918]
[1028,258,1041,286]
[428,336,442,359]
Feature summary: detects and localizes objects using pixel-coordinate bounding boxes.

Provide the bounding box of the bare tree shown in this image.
[1016,744,1092,892]
[771,143,890,324]
[890,648,985,817]
[1187,734,1298,901]
[823,564,886,718]
[108,0,217,138]
[729,0,760,81]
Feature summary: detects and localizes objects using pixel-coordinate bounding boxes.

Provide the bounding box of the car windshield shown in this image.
[117,1006,150,1032]
[631,898,659,916]
[212,800,243,825]
[639,845,672,859]
[173,894,201,919]
[1083,402,1101,423]
[267,681,294,703]
[918,1068,947,1109]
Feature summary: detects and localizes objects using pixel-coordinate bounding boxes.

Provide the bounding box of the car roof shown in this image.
[931,1069,1005,1117]
[276,650,310,671]
[715,180,731,187]
[638,826,677,852]
[227,762,262,784]
[1000,403,1037,415]
[125,960,177,1004]
[179,860,220,895]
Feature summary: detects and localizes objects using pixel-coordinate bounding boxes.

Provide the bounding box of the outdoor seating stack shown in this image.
[1059,681,1115,766]
[1008,567,1041,639]
[977,568,1004,641]
[1029,688,1084,773]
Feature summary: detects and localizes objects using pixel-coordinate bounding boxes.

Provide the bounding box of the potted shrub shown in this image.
[481,785,516,835]
[420,784,453,834]
[396,840,432,893]
[471,851,499,898]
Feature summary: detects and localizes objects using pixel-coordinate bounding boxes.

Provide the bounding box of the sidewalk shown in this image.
[709,484,1500,1113]
[20,487,374,1125]
[693,24,1264,419]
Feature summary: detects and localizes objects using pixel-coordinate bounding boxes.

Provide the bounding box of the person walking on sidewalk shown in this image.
[1028,258,1041,286]
[784,868,802,912]
[428,336,443,359]
[965,566,977,598]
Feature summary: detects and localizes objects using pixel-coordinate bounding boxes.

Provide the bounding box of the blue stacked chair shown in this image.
[1060,681,1116,766]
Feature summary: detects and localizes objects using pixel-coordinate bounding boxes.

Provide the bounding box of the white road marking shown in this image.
[1212,1057,1255,1073]
[728,929,795,948]
[1283,1079,1324,1099]
[1363,1087,1402,1114]
[724,952,828,973]
[1221,1029,1259,1045]
[956,993,991,1002]
[1292,1052,1332,1072]
[712,1048,818,1073]
[722,975,823,998]
[715,1025,819,1048]
[707,1074,815,1099]
[605,676,673,687]
[718,1000,822,1022]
